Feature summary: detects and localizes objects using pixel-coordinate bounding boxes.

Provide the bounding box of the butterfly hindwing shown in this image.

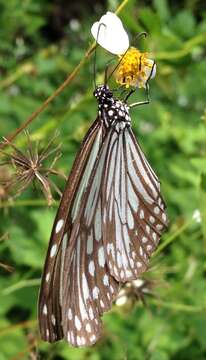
[102,126,168,282]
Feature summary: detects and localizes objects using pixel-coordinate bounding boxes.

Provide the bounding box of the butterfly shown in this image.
[38,82,168,347]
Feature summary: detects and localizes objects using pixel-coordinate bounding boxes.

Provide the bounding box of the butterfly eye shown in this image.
[106,90,113,98]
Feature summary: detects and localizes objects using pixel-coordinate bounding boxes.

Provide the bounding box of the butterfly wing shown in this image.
[102,126,168,282]
[60,128,120,347]
[39,109,168,346]
[38,118,105,342]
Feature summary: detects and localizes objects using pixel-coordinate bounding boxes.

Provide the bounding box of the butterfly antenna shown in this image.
[93,22,106,89]
[104,58,116,85]
[134,31,147,44]
[107,47,130,83]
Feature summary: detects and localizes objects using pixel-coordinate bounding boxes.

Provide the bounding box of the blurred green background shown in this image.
[0,0,206,359]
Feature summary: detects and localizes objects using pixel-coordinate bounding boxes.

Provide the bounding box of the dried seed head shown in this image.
[0,131,66,206]
[115,265,167,309]
[0,166,12,201]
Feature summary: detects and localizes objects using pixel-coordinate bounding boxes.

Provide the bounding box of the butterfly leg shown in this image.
[126,59,156,107]
[129,83,150,108]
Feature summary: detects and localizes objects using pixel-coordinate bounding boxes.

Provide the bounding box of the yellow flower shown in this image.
[114,47,156,88]
[91,13,156,89]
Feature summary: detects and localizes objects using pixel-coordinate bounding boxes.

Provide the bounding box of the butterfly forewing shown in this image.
[38,119,105,343]
[60,130,120,346]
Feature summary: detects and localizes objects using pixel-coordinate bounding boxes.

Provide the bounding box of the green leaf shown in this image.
[153,0,170,21]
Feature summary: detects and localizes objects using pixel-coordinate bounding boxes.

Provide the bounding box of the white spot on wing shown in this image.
[87,231,93,254]
[88,261,95,276]
[156,224,163,231]
[154,206,160,215]
[142,236,148,243]
[152,232,157,241]
[94,202,102,241]
[75,316,82,330]
[77,336,81,346]
[103,274,109,286]
[50,244,57,258]
[162,213,167,222]
[117,251,122,268]
[70,331,74,343]
[51,314,56,325]
[90,334,96,343]
[59,233,68,305]
[43,304,47,315]
[68,308,73,320]
[92,286,100,299]
[89,307,94,320]
[127,206,134,229]
[86,323,91,333]
[110,285,114,293]
[140,210,144,219]
[82,273,90,300]
[128,177,139,211]
[98,246,105,267]
[55,219,64,233]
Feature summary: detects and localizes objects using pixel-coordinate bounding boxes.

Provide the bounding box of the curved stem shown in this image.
[0,0,130,150]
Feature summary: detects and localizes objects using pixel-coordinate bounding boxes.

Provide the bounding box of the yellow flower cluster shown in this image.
[114,47,154,88]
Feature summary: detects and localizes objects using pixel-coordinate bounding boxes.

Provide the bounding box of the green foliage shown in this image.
[0,0,206,359]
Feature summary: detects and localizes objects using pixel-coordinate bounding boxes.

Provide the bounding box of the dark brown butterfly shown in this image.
[38,82,168,347]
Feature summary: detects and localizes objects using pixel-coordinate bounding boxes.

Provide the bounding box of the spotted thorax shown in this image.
[94,85,131,129]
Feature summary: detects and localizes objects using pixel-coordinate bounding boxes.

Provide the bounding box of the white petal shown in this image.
[147,59,156,79]
[136,60,156,88]
[91,11,129,55]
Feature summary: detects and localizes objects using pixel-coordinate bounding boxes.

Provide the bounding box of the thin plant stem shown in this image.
[0,320,37,337]
[0,0,130,150]
[150,298,206,313]
[154,220,193,256]
[0,199,50,208]
[2,278,41,295]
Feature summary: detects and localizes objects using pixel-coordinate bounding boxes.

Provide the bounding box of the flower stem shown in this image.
[0,0,130,150]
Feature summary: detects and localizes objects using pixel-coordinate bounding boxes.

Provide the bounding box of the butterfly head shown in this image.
[93,85,113,104]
